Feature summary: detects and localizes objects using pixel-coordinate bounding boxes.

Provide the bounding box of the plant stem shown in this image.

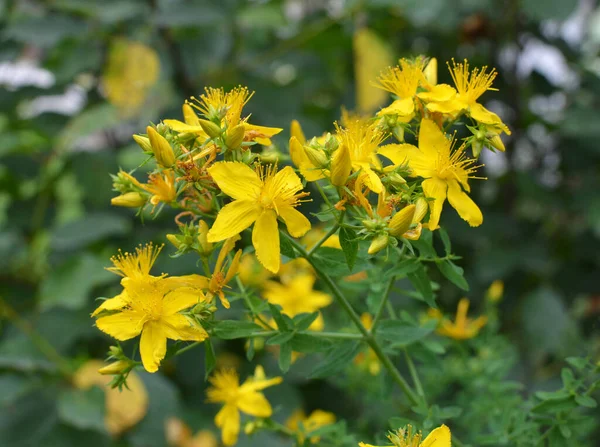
[283,233,420,407]
[307,218,342,257]
[403,348,427,405]
[244,330,363,340]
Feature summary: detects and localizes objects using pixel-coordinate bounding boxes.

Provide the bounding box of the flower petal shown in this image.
[207,200,260,242]
[417,83,456,102]
[278,206,311,238]
[91,291,129,317]
[469,103,511,135]
[426,98,467,115]
[252,210,280,273]
[289,136,309,169]
[163,119,208,137]
[162,287,206,315]
[161,274,209,292]
[356,165,383,194]
[446,179,483,227]
[208,162,262,201]
[421,177,448,230]
[215,404,240,447]
[236,391,273,417]
[419,119,450,160]
[377,97,414,117]
[291,120,306,145]
[160,313,208,341]
[96,309,146,341]
[421,424,451,447]
[139,322,167,373]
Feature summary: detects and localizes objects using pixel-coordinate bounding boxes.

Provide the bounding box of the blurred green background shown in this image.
[1,0,599,446]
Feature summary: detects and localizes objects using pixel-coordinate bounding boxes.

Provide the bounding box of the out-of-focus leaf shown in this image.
[4,15,88,48]
[237,4,285,30]
[212,321,263,339]
[354,28,394,114]
[0,389,58,446]
[50,212,131,251]
[55,0,148,24]
[57,104,120,151]
[57,387,106,432]
[154,5,224,27]
[309,341,361,378]
[39,254,115,311]
[377,319,437,346]
[407,265,436,308]
[436,259,469,291]
[521,0,577,21]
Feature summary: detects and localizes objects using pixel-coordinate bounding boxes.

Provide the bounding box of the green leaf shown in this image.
[565,357,589,371]
[50,212,131,251]
[212,321,262,339]
[57,387,106,432]
[438,228,452,255]
[311,247,362,276]
[410,229,436,258]
[39,254,115,311]
[269,303,290,331]
[575,394,597,408]
[309,341,361,378]
[279,341,292,373]
[561,368,576,390]
[384,257,420,279]
[377,320,437,346]
[204,339,216,380]
[521,0,577,21]
[58,104,121,151]
[266,331,295,346]
[407,265,435,308]
[339,227,358,270]
[289,334,332,353]
[436,260,469,291]
[293,312,320,331]
[280,234,297,259]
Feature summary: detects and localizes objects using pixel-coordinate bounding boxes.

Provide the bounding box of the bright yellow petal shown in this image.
[417,84,456,102]
[446,179,482,227]
[252,210,280,273]
[271,165,304,194]
[421,177,448,230]
[419,119,449,159]
[469,103,511,135]
[240,375,283,393]
[377,97,414,117]
[208,162,262,201]
[161,274,209,292]
[300,164,327,181]
[426,98,466,114]
[244,123,283,138]
[421,424,451,447]
[291,120,306,145]
[237,391,272,417]
[96,309,146,341]
[378,144,433,178]
[215,404,240,447]
[139,322,167,373]
[162,287,205,315]
[207,200,260,242]
[356,165,382,193]
[289,136,309,168]
[278,206,311,238]
[91,292,129,317]
[163,119,208,137]
[160,313,208,341]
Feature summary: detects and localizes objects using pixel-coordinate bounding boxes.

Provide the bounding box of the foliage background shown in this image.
[1,0,599,446]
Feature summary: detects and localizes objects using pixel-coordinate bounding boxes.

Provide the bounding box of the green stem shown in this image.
[314,181,336,210]
[371,276,396,332]
[403,348,427,405]
[244,330,363,340]
[307,216,342,257]
[283,233,420,407]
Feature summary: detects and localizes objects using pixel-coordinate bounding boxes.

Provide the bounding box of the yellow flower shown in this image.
[206,366,282,446]
[353,313,381,375]
[163,103,210,141]
[206,236,243,309]
[92,244,209,373]
[140,169,178,206]
[166,417,218,447]
[289,136,328,182]
[486,280,504,302]
[74,360,148,436]
[372,59,426,121]
[262,273,332,331]
[423,60,510,135]
[378,119,483,229]
[286,409,336,444]
[302,228,342,251]
[238,253,272,288]
[437,298,487,340]
[336,119,386,194]
[206,162,311,273]
[111,191,147,208]
[359,424,451,447]
[189,86,282,145]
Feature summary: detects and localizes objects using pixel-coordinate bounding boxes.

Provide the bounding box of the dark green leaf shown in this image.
[266,331,295,346]
[377,320,437,346]
[280,233,298,259]
[293,312,320,331]
[289,334,332,353]
[269,303,289,331]
[407,265,435,308]
[204,339,216,380]
[436,260,469,291]
[212,321,262,339]
[339,226,358,270]
[575,395,597,408]
[278,341,292,373]
[438,228,452,255]
[384,257,420,279]
[57,387,106,432]
[309,341,361,378]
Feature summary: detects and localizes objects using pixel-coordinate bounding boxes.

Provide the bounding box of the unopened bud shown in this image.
[472,140,483,158]
[133,134,152,153]
[290,119,306,145]
[182,103,199,126]
[412,197,428,224]
[111,192,146,208]
[303,146,328,168]
[368,234,390,255]
[424,57,437,85]
[225,124,245,149]
[486,280,504,303]
[244,421,256,435]
[198,119,222,139]
[147,126,176,167]
[98,360,130,375]
[330,144,352,187]
[387,172,407,187]
[197,220,213,255]
[388,204,416,237]
[393,125,405,142]
[488,134,505,152]
[166,234,181,249]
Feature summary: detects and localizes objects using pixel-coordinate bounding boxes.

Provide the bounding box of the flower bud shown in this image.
[198,119,222,138]
[330,144,352,187]
[244,421,256,435]
[111,192,146,208]
[303,146,328,168]
[147,126,176,167]
[486,280,504,303]
[412,197,428,224]
[225,124,245,149]
[290,119,306,145]
[387,172,407,187]
[98,360,130,375]
[424,57,437,85]
[133,134,152,153]
[166,234,182,249]
[488,134,505,152]
[472,140,483,158]
[389,204,416,237]
[197,220,213,255]
[368,234,390,255]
